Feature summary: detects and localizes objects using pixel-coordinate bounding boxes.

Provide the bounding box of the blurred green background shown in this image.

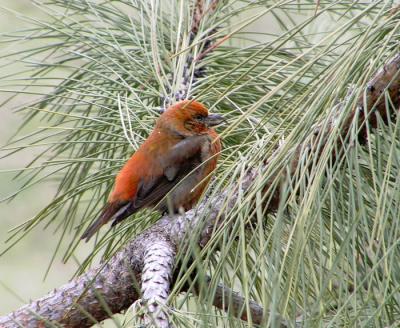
[0,0,91,318]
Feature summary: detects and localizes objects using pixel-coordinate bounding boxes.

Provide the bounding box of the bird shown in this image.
[81,100,224,241]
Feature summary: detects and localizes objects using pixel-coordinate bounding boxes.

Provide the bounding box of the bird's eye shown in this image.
[194,114,204,120]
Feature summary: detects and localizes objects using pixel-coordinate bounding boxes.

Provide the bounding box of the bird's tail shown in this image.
[81,201,128,242]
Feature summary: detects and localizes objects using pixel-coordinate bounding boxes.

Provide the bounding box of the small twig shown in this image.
[194,33,230,62]
[196,277,288,327]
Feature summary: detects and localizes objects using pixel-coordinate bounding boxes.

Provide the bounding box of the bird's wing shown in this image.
[133,159,197,209]
[139,135,212,203]
[110,135,210,226]
[158,135,210,169]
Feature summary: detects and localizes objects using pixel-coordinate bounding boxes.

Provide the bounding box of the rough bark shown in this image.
[141,240,175,328]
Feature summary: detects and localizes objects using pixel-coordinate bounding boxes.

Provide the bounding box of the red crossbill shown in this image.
[82,100,224,241]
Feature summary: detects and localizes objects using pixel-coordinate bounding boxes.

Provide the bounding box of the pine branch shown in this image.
[262,54,400,213]
[1,53,400,327]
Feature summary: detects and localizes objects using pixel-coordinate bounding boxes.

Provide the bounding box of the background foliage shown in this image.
[1,0,400,327]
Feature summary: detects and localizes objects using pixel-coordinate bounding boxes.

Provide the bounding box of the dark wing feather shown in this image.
[158,135,209,167]
[135,160,198,209]
[110,136,208,226]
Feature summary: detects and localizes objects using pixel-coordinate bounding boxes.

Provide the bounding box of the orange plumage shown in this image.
[81,100,224,241]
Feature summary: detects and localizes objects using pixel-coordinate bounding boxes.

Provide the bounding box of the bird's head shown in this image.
[157,100,225,137]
